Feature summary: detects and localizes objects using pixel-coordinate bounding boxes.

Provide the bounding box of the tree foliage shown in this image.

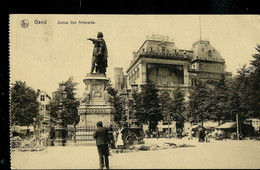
[158,91,172,121]
[134,81,163,131]
[208,74,230,124]
[159,86,186,123]
[188,80,210,124]
[50,77,80,125]
[106,81,125,124]
[11,81,39,126]
[226,45,260,121]
[171,86,186,123]
[248,44,260,118]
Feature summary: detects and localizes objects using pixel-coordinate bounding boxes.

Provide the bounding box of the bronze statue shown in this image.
[88,32,108,74]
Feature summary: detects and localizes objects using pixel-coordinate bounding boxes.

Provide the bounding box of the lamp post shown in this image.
[236,113,239,140]
[130,82,139,128]
[167,113,170,138]
[54,81,67,146]
[198,104,204,128]
[120,87,129,125]
[33,117,37,138]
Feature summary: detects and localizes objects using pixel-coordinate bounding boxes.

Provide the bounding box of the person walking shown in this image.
[188,128,193,140]
[108,125,115,149]
[113,130,118,146]
[205,130,210,142]
[93,121,110,169]
[116,127,124,149]
[156,131,160,139]
[179,128,183,139]
[198,126,205,142]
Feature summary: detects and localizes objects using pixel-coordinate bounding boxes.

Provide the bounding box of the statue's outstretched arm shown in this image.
[87,38,97,43]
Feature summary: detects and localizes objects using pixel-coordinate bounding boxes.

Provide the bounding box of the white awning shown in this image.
[217,122,236,129]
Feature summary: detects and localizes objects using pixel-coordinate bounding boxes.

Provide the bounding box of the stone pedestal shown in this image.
[76,73,115,141]
[54,124,66,146]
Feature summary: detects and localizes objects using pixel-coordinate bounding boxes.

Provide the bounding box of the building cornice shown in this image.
[126,53,190,73]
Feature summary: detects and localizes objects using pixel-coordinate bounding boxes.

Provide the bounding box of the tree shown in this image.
[236,65,252,121]
[248,44,260,118]
[50,77,80,125]
[227,78,242,121]
[134,81,163,131]
[171,86,186,123]
[226,65,253,123]
[158,91,172,121]
[10,81,39,126]
[209,74,229,125]
[188,80,210,126]
[106,82,125,124]
[227,45,260,121]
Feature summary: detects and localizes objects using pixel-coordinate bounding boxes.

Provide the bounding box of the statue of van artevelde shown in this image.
[88,32,108,74]
[76,32,114,142]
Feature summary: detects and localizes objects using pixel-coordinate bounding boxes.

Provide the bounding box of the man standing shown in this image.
[93,121,110,169]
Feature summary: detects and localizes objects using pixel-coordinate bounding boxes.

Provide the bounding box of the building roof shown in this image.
[37,90,51,99]
[127,36,227,73]
[191,40,225,63]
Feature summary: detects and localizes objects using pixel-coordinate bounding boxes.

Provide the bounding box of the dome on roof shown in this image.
[192,40,224,62]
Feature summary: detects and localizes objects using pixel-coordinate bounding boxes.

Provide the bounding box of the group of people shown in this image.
[211,129,227,140]
[108,126,125,149]
[197,126,211,142]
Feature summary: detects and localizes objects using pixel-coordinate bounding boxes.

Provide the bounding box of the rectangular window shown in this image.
[40,95,45,101]
[46,105,49,110]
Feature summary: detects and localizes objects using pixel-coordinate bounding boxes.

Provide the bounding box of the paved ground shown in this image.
[11,137,260,169]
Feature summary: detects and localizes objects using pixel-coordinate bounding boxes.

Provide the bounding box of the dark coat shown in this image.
[91,38,108,66]
[93,127,109,145]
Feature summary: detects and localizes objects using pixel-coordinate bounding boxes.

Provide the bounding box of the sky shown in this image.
[10,15,260,97]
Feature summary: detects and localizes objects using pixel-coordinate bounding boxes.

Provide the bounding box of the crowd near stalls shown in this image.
[145,120,259,141]
[10,120,259,149]
[10,124,50,149]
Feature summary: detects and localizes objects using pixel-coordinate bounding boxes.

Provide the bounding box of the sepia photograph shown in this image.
[9,14,260,169]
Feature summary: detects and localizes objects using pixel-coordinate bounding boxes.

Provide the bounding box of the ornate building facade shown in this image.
[123,34,232,134]
[126,34,232,98]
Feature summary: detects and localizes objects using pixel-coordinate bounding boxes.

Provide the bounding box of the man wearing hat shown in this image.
[93,121,110,169]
